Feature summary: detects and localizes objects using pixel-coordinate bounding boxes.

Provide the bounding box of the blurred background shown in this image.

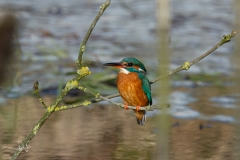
[0,0,237,159]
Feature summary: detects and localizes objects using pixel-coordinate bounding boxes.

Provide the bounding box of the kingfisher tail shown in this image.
[134,110,146,125]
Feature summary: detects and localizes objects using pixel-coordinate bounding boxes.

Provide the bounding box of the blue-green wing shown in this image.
[141,76,152,105]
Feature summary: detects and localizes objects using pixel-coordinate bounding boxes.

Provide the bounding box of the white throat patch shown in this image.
[120,68,130,74]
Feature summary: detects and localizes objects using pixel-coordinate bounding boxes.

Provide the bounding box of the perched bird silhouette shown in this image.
[103,57,152,125]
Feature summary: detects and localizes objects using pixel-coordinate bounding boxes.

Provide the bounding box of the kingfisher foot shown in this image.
[124,104,129,110]
[136,106,140,111]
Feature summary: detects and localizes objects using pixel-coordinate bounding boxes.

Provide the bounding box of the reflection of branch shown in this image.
[77,0,111,69]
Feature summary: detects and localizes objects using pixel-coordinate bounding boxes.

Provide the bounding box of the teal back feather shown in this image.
[138,72,152,105]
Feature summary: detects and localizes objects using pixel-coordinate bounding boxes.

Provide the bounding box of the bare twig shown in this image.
[33,81,47,108]
[77,0,111,68]
[151,31,236,83]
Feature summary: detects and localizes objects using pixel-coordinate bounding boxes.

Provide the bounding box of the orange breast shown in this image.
[117,72,149,106]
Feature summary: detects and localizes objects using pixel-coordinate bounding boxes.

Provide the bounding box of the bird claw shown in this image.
[136,106,140,111]
[124,104,129,110]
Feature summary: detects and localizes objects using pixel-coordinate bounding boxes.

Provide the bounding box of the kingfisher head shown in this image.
[103,57,146,74]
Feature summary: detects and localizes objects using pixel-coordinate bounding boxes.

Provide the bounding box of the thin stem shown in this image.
[33,81,47,108]
[55,95,170,111]
[151,30,236,83]
[77,0,111,68]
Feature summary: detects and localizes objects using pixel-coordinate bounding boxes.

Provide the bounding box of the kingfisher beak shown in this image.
[103,62,123,68]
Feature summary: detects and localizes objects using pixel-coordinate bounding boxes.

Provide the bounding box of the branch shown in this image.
[76,0,111,68]
[10,1,111,159]
[98,95,170,111]
[151,31,236,83]
[54,86,170,111]
[55,100,170,111]
[10,80,84,160]
[53,100,92,111]
[33,81,47,108]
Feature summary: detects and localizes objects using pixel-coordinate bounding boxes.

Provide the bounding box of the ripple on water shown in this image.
[147,91,200,119]
[171,80,196,88]
[0,97,7,105]
[210,96,236,109]
[170,105,201,119]
[210,115,235,123]
[6,86,23,98]
[170,91,197,106]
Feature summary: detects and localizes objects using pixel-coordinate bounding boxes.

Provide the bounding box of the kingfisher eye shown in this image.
[128,62,133,66]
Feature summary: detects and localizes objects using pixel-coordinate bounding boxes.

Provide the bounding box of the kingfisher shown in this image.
[103,57,152,125]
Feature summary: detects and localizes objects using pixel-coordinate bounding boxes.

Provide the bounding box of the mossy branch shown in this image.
[55,85,170,111]
[11,70,91,160]
[10,1,111,159]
